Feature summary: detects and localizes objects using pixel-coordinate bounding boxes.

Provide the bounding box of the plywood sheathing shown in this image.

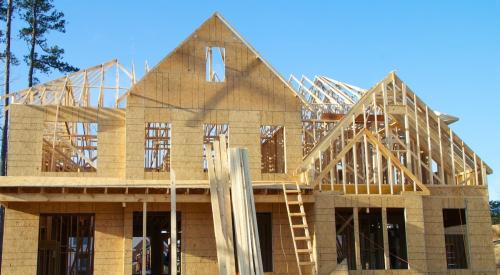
[126,13,301,182]
[7,105,126,178]
[1,202,124,275]
[122,202,301,275]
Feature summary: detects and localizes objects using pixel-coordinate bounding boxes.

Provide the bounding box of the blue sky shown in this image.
[6,1,500,199]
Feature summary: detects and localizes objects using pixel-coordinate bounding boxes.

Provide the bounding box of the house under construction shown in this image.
[0,12,496,275]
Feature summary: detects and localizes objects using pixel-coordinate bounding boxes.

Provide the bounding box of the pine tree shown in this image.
[0,0,14,176]
[491,200,500,225]
[18,0,77,87]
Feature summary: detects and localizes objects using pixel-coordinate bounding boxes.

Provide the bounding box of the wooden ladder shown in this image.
[283,183,316,275]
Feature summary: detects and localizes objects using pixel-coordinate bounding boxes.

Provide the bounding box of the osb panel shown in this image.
[125,14,302,181]
[7,105,126,178]
[122,202,301,275]
[1,202,124,275]
[312,193,494,274]
[422,196,497,273]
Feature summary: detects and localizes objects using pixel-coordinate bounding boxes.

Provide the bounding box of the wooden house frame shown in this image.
[0,12,496,275]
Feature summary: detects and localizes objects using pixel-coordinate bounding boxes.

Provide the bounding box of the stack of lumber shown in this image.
[229,148,263,275]
[207,136,236,275]
[207,135,263,275]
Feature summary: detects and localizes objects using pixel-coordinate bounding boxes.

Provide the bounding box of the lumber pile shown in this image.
[207,136,263,275]
[207,136,236,275]
[229,147,263,275]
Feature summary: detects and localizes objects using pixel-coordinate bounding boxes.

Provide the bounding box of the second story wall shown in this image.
[7,105,126,177]
[125,14,302,182]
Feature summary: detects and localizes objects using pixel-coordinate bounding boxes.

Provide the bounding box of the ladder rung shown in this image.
[292,224,307,228]
[294,236,310,241]
[299,261,314,266]
[288,201,301,205]
[297,249,312,253]
[289,212,305,217]
[285,189,300,193]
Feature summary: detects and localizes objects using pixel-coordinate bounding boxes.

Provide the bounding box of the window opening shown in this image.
[260,125,285,173]
[145,122,171,172]
[206,47,225,82]
[41,122,98,172]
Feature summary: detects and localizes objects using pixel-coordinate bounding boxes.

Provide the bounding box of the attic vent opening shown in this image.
[206,47,225,82]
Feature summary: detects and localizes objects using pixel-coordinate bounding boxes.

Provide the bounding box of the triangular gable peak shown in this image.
[128,12,300,112]
[299,72,490,194]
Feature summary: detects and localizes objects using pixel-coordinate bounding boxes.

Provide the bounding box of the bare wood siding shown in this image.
[7,105,126,177]
[126,15,302,182]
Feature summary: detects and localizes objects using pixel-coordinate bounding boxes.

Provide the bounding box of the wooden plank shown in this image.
[352,115,359,194]
[312,129,366,187]
[382,208,390,269]
[364,130,429,194]
[425,106,434,185]
[170,170,177,275]
[362,104,371,194]
[142,201,147,275]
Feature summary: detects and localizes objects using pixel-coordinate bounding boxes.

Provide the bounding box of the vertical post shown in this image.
[318,151,323,191]
[388,159,394,195]
[425,107,433,185]
[208,47,213,81]
[413,94,422,181]
[450,129,456,185]
[353,207,361,270]
[362,105,370,194]
[376,144,382,194]
[115,61,120,107]
[170,170,177,275]
[392,79,397,104]
[382,208,390,269]
[352,115,359,194]
[473,153,478,186]
[341,128,347,194]
[99,64,105,107]
[461,141,467,185]
[437,117,445,184]
[330,142,335,191]
[142,201,147,275]
[382,83,393,194]
[481,160,487,186]
[403,84,412,175]
[372,93,379,139]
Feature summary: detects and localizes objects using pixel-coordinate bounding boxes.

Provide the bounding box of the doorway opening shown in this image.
[132,212,182,275]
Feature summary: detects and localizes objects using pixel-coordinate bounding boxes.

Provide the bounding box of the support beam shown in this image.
[382,208,390,269]
[353,208,361,270]
[142,201,147,275]
[170,170,177,275]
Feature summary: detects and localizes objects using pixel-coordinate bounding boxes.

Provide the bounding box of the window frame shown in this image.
[144,122,172,172]
[260,125,286,174]
[205,46,226,82]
